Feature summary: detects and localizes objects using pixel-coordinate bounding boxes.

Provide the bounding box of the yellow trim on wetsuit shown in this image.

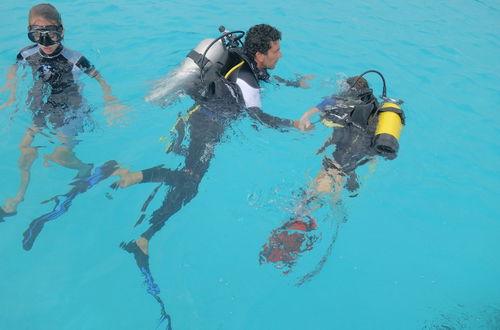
[162,105,201,152]
[225,60,245,79]
[321,119,344,128]
[188,104,201,115]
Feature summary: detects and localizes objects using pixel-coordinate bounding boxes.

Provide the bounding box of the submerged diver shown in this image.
[260,71,405,276]
[112,24,312,328]
[298,72,404,199]
[0,3,123,221]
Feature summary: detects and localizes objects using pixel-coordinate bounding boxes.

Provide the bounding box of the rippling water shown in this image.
[1,0,499,329]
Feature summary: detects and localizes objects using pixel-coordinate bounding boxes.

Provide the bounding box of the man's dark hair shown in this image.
[347,76,369,90]
[29,3,62,26]
[244,24,281,59]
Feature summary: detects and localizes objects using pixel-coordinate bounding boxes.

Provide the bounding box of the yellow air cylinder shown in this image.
[373,102,404,158]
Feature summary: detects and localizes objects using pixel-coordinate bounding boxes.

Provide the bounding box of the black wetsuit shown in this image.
[138,52,294,241]
[16,44,97,133]
[316,89,379,191]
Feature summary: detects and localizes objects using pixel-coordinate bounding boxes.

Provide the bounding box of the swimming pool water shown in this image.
[1,0,499,329]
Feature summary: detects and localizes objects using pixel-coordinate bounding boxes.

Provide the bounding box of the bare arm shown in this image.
[297,106,320,130]
[93,71,129,126]
[93,72,116,103]
[0,65,18,110]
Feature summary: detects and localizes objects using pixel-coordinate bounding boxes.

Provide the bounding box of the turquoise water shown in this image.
[1,0,499,329]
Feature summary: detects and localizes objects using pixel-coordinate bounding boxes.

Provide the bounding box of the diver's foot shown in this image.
[120,238,150,269]
[0,207,17,222]
[121,238,149,256]
[110,169,143,189]
[136,237,149,255]
[42,158,52,168]
[75,163,94,179]
[0,197,23,221]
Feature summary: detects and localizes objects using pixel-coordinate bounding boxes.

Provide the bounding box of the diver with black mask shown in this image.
[0,3,123,221]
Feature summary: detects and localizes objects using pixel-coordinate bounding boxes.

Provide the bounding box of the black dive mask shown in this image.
[28,25,63,46]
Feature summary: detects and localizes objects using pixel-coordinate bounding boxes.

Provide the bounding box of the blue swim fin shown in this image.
[22,160,119,250]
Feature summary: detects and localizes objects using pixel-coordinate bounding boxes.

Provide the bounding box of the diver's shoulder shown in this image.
[236,64,259,88]
[60,46,85,63]
[17,44,39,60]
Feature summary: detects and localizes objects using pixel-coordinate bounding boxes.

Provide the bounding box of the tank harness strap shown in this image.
[187,50,208,68]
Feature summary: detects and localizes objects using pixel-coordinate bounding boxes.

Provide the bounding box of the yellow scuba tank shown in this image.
[322,70,405,159]
[373,100,405,158]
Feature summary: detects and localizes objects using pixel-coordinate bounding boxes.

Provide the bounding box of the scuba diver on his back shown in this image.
[260,71,405,274]
[111,24,312,328]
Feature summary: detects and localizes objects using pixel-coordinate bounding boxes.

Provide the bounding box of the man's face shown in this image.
[255,40,282,70]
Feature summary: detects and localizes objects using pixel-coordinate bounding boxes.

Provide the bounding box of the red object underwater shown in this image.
[259,216,319,273]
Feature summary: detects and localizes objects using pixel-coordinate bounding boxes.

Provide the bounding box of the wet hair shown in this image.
[347,76,369,90]
[29,3,62,26]
[243,24,281,59]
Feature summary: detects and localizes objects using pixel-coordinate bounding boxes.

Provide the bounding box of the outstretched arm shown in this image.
[93,71,129,126]
[247,106,315,132]
[0,65,18,110]
[298,106,320,130]
[76,55,128,126]
[272,74,315,89]
[247,106,295,129]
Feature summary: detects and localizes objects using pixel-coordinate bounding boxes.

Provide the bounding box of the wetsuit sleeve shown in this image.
[76,56,98,78]
[246,106,294,128]
[15,45,37,66]
[316,97,336,111]
[15,53,26,68]
[141,166,182,185]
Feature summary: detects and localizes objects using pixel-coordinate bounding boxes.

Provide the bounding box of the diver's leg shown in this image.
[43,108,92,178]
[43,131,93,178]
[121,112,222,327]
[112,166,183,189]
[1,126,39,216]
[135,129,218,254]
[121,162,206,330]
[313,166,344,202]
[43,145,93,177]
[134,111,223,245]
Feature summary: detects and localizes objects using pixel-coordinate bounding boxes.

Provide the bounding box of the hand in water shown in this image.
[295,112,316,131]
[0,82,15,109]
[298,74,316,89]
[111,168,143,188]
[103,94,131,126]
